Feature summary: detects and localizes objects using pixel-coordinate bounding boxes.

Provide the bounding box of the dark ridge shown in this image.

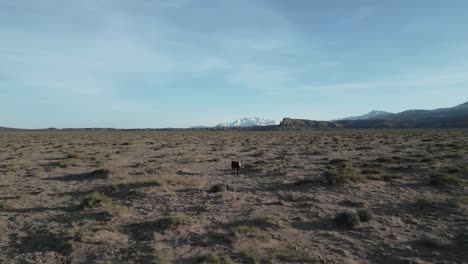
[2,101,467,131]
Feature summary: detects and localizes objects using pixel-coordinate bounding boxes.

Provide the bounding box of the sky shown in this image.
[1,0,468,128]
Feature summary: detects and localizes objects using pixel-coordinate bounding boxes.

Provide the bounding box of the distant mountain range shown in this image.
[287,101,468,130]
[216,117,276,127]
[337,110,395,121]
[2,102,468,131]
[194,102,468,130]
[393,101,468,119]
[338,102,468,121]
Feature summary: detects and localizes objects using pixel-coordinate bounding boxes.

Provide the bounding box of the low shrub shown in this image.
[324,166,366,185]
[274,244,318,263]
[429,174,464,186]
[447,196,468,207]
[158,215,194,230]
[334,211,360,228]
[152,251,171,264]
[197,252,235,264]
[417,196,438,208]
[208,184,235,193]
[81,192,110,208]
[232,225,270,243]
[357,209,374,222]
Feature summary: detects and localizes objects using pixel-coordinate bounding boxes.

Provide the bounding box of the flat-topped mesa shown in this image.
[279,118,341,130]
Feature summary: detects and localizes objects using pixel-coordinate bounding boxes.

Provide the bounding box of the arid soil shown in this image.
[0,130,467,263]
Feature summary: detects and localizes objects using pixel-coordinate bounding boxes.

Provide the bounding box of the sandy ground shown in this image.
[0,130,467,263]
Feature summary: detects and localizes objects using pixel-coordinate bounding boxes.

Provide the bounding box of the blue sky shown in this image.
[1,0,467,128]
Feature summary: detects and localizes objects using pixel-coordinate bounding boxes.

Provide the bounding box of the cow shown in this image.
[231,161,242,174]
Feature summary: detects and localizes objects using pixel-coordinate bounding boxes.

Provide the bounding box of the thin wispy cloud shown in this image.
[1,0,467,128]
[303,70,468,91]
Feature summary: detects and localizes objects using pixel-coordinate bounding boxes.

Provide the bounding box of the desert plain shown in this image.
[0,130,467,263]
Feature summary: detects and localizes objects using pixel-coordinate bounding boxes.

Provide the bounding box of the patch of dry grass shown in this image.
[159,175,199,187]
[447,196,468,207]
[231,225,271,243]
[81,192,111,208]
[197,252,235,264]
[324,166,367,185]
[429,174,465,186]
[273,244,318,263]
[417,195,439,208]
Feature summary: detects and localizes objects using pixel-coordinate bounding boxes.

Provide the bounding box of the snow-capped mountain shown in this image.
[216,117,276,127]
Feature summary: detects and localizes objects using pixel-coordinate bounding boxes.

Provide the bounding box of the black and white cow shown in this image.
[231,161,242,174]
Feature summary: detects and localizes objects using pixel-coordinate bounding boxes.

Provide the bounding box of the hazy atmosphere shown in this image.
[1,0,468,128]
